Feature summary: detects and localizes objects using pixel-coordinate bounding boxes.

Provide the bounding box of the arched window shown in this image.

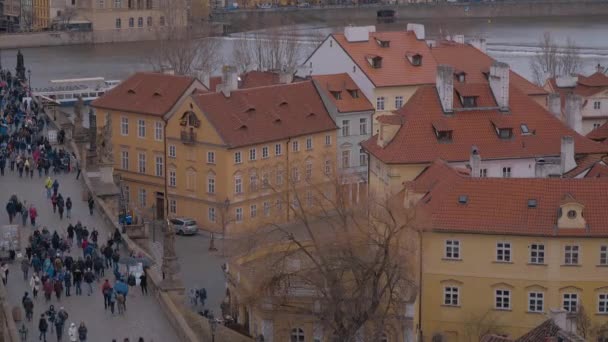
[137,17,143,27]
[290,328,305,342]
[128,17,134,27]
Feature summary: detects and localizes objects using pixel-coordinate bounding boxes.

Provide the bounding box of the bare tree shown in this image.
[464,310,503,342]
[229,178,418,342]
[574,305,592,339]
[530,32,583,85]
[58,7,77,26]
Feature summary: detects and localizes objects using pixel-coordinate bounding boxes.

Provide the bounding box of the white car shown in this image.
[170,218,199,235]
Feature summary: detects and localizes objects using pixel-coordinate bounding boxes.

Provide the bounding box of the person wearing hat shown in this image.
[68,323,77,342]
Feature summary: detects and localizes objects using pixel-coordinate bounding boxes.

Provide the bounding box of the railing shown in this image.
[181,131,197,144]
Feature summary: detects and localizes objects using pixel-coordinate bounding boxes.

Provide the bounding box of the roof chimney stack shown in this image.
[279,68,294,84]
[597,63,605,74]
[219,65,238,97]
[564,93,583,134]
[550,309,577,334]
[547,93,562,119]
[452,34,465,44]
[470,146,481,177]
[489,62,510,111]
[344,25,376,42]
[561,136,576,174]
[436,65,454,113]
[406,23,425,40]
[467,38,487,53]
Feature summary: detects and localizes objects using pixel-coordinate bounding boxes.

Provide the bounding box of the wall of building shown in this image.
[582,91,608,135]
[421,231,608,341]
[368,155,426,199]
[450,157,541,178]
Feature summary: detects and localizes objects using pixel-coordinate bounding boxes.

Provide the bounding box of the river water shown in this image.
[2,15,608,88]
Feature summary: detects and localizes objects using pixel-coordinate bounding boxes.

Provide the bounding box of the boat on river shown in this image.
[32,77,120,106]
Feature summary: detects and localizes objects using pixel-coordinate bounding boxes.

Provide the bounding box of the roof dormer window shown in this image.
[406,52,422,66]
[331,91,342,100]
[520,124,530,135]
[376,38,390,48]
[436,130,453,143]
[498,128,512,139]
[348,89,359,98]
[367,55,383,69]
[455,71,466,83]
[462,96,477,108]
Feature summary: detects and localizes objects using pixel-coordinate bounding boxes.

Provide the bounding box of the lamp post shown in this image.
[208,311,217,342]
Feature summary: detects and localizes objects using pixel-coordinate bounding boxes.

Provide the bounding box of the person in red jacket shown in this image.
[101,279,112,310]
[43,279,53,302]
[29,205,38,226]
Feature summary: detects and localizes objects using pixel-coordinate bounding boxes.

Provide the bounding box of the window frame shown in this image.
[234,176,242,194]
[137,119,146,138]
[138,152,146,174]
[376,96,385,110]
[250,204,257,218]
[154,121,163,141]
[154,155,163,177]
[395,96,403,109]
[341,120,350,137]
[207,175,215,194]
[502,166,512,178]
[249,148,256,161]
[599,293,608,314]
[529,243,545,264]
[445,240,461,260]
[207,151,215,164]
[359,117,367,135]
[443,286,459,306]
[169,199,176,214]
[275,144,282,156]
[564,245,580,265]
[168,145,176,158]
[208,207,216,222]
[262,146,269,159]
[121,150,129,170]
[528,292,544,313]
[496,242,512,262]
[563,293,578,313]
[234,151,242,164]
[325,135,331,146]
[168,170,176,187]
[601,245,608,265]
[120,116,128,136]
[306,137,313,150]
[235,207,243,222]
[292,140,299,152]
[495,289,511,310]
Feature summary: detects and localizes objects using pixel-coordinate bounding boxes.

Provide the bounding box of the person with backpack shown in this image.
[78,321,87,342]
[55,307,68,341]
[64,271,72,297]
[101,279,112,309]
[44,176,52,198]
[57,194,65,220]
[52,179,59,196]
[68,323,77,342]
[84,268,94,296]
[38,314,48,342]
[73,267,82,296]
[66,197,72,219]
[22,292,33,321]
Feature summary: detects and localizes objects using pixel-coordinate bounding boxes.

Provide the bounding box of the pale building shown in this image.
[0,0,21,31]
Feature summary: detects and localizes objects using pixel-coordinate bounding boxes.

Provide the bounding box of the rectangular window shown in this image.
[599,294,608,313]
[342,120,350,137]
[563,293,578,312]
[138,152,146,173]
[262,146,269,159]
[444,286,459,306]
[305,162,312,180]
[359,118,367,135]
[262,173,269,189]
[234,176,242,194]
[234,151,242,164]
[360,148,367,166]
[565,245,579,265]
[594,101,601,110]
[168,145,176,158]
[324,160,331,175]
[325,135,331,146]
[155,121,163,141]
[445,240,460,259]
[395,96,403,109]
[208,207,216,222]
[306,137,313,150]
[138,188,146,208]
[275,144,282,156]
[186,172,196,191]
[496,242,511,262]
[114,0,120,7]
[376,96,385,110]
[249,148,256,161]
[276,199,283,211]
[155,155,163,177]
[250,174,258,192]
[342,150,350,168]
[207,176,215,194]
[530,244,545,264]
[292,140,299,152]
[528,292,544,313]
[602,246,608,265]
[138,119,146,138]
[121,151,129,170]
[480,168,488,177]
[207,151,215,164]
[115,18,121,28]
[169,170,176,187]
[495,289,511,310]
[121,117,128,135]
[263,201,270,216]
[502,167,511,178]
[276,169,284,185]
[169,199,176,214]
[250,204,257,218]
[291,167,300,183]
[235,207,243,222]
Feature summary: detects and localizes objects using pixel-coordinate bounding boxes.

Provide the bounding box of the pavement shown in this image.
[0,166,181,342]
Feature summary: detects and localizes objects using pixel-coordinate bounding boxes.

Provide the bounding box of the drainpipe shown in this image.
[163,120,169,221]
[285,137,290,222]
[418,230,423,342]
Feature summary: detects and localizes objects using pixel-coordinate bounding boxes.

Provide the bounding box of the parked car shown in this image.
[170,218,199,235]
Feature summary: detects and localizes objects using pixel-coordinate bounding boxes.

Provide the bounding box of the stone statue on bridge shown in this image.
[15,50,25,81]
[97,112,114,165]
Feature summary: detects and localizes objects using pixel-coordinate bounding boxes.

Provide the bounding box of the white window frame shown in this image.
[120,116,128,136]
[564,245,579,265]
[249,174,258,192]
[168,170,176,187]
[528,292,544,313]
[480,168,488,177]
[342,150,350,168]
[563,293,578,313]
[502,166,511,178]
[601,246,608,265]
[250,204,257,218]
[154,121,163,141]
[359,148,367,166]
[306,137,313,150]
[208,207,216,222]
[138,152,146,173]
[138,188,147,208]
[263,201,271,216]
[324,160,331,175]
[376,96,385,110]
[359,118,367,135]
[168,145,176,158]
[121,150,129,170]
[599,293,608,313]
[342,120,350,137]
[530,243,545,264]
[155,155,163,177]
[291,166,300,183]
[234,151,242,164]
[495,289,511,310]
[169,199,176,214]
[275,144,282,156]
[305,161,312,180]
[249,148,256,161]
[207,175,215,194]
[292,140,299,152]
[137,119,146,138]
[291,328,305,342]
[594,101,601,110]
[443,286,459,306]
[262,146,269,159]
[445,240,460,260]
[496,242,511,262]
[207,151,215,164]
[395,96,403,109]
[234,176,242,194]
[235,207,243,222]
[325,135,331,146]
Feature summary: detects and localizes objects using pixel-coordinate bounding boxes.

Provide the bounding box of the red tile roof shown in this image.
[91,72,197,116]
[361,84,608,164]
[578,71,608,87]
[191,81,337,148]
[410,160,608,237]
[332,31,437,87]
[431,42,547,96]
[587,121,608,142]
[563,154,608,178]
[312,73,374,113]
[208,70,304,92]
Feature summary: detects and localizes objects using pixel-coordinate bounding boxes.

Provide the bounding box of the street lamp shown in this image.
[208,312,217,342]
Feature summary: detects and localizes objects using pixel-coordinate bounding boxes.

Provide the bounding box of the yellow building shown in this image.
[164,70,337,235]
[91,72,205,221]
[406,160,608,341]
[32,0,49,30]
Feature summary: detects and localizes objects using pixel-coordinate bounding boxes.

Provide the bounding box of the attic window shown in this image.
[520,124,530,134]
[567,210,577,219]
[279,101,288,107]
[498,128,513,139]
[376,38,390,48]
[127,89,136,94]
[411,55,422,66]
[458,195,468,204]
[367,56,383,69]
[455,72,466,83]
[153,91,161,97]
[245,107,255,113]
[307,112,316,117]
[331,91,342,100]
[435,129,453,143]
[527,199,537,208]
[348,89,359,98]
[461,96,477,108]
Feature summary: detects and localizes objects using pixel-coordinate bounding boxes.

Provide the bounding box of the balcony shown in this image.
[180,130,197,144]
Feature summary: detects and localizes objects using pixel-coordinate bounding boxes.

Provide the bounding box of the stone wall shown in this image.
[0,30,93,49]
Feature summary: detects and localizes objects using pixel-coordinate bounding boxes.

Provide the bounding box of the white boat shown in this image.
[32,77,121,106]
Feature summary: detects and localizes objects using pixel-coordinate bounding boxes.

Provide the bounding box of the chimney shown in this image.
[550,308,576,334]
[470,146,481,177]
[436,65,454,113]
[279,69,293,84]
[564,93,583,134]
[467,38,487,53]
[452,34,465,44]
[406,23,425,40]
[547,93,562,119]
[344,25,376,42]
[489,61,510,111]
[597,63,605,74]
[200,73,210,90]
[219,65,238,97]
[561,136,576,174]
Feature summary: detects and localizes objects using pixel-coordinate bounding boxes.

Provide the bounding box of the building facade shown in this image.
[32,0,49,29]
[19,0,32,30]
[0,0,20,31]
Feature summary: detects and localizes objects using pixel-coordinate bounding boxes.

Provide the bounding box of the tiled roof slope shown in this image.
[515,320,561,342]
[361,84,608,164]
[431,42,547,96]
[192,80,337,148]
[312,73,374,113]
[546,72,608,109]
[410,160,608,237]
[332,31,437,87]
[92,72,196,116]
[563,154,608,178]
[587,121,608,142]
[208,71,304,92]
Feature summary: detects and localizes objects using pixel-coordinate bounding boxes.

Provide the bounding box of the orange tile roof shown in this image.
[578,71,608,87]
[208,70,305,92]
[91,72,197,116]
[431,42,547,96]
[332,31,437,87]
[410,160,608,237]
[361,84,608,164]
[545,73,608,112]
[312,73,374,113]
[191,81,337,148]
[587,121,608,142]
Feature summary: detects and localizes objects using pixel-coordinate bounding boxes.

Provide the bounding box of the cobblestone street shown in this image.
[0,167,180,342]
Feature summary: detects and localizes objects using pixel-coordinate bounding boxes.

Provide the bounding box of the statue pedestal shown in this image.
[99,164,114,184]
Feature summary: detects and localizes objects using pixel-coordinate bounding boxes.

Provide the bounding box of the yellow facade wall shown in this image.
[372,85,419,135]
[32,0,49,30]
[420,231,608,341]
[368,155,426,199]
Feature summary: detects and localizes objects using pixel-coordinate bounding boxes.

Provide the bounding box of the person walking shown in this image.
[139,271,148,295]
[101,279,111,310]
[73,268,82,296]
[87,195,94,216]
[30,273,41,299]
[84,269,94,296]
[68,323,77,342]
[29,204,38,226]
[0,263,8,285]
[0,153,5,176]
[77,321,87,342]
[65,197,72,219]
[20,257,29,280]
[52,179,59,196]
[57,195,65,220]
[5,200,15,224]
[64,271,72,297]
[43,278,53,302]
[55,307,68,341]
[44,176,52,199]
[54,277,63,301]
[67,224,74,246]
[107,286,116,314]
[21,203,27,226]
[22,292,34,322]
[38,314,49,342]
[51,193,58,213]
